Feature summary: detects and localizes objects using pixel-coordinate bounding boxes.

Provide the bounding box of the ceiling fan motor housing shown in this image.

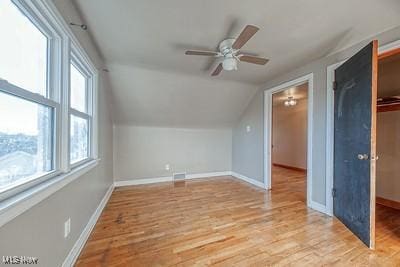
[219,39,238,70]
[219,38,236,55]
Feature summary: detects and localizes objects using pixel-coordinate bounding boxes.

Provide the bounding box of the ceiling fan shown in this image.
[185,25,269,76]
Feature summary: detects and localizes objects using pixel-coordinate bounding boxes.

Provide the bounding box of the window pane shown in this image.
[70,115,88,163]
[70,64,87,113]
[0,91,53,192]
[0,0,48,96]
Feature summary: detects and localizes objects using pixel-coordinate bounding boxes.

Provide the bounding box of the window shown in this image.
[69,61,92,165]
[0,0,98,200]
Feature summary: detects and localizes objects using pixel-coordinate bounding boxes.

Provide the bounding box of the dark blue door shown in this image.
[333,41,378,248]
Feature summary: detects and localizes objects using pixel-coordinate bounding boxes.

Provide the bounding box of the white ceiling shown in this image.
[73,0,400,127]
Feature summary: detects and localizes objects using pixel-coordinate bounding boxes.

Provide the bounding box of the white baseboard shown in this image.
[115,171,265,190]
[62,183,114,267]
[186,171,231,179]
[114,176,172,187]
[309,200,329,215]
[231,172,266,189]
[114,171,231,186]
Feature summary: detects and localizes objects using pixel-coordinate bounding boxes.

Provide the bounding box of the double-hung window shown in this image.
[0,0,98,201]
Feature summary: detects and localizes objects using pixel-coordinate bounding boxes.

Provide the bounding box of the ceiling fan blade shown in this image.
[239,55,269,65]
[232,25,259,50]
[185,50,219,56]
[211,63,223,76]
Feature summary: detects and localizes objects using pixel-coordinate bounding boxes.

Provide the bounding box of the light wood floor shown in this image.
[76,167,400,266]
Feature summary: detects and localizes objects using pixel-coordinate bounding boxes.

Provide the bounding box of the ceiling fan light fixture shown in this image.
[284,96,297,107]
[222,57,237,71]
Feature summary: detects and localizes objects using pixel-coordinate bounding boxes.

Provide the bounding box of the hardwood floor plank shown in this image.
[75,167,400,266]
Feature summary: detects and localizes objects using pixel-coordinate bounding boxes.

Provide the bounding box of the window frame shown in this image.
[0,0,98,202]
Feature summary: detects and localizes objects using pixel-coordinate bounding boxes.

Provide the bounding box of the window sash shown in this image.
[0,80,59,109]
[0,82,59,202]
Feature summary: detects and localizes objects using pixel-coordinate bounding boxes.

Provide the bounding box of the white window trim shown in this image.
[0,159,100,228]
[0,0,99,226]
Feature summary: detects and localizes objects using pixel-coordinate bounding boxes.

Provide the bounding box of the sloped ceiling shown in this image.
[109,64,256,128]
[72,0,400,127]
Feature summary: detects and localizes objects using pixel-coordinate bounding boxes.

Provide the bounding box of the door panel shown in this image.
[333,41,378,248]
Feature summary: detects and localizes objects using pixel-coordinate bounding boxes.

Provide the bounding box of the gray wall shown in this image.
[0,1,114,266]
[232,26,400,206]
[272,99,308,169]
[232,93,264,181]
[114,125,232,181]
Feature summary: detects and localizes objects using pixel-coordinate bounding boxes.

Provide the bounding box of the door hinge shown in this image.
[332,81,337,91]
[332,188,337,198]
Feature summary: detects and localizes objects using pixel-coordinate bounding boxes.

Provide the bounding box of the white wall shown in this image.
[272,99,308,169]
[377,110,400,202]
[114,125,232,181]
[0,1,114,266]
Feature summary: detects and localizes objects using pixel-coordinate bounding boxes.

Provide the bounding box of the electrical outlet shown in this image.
[165,164,170,171]
[64,218,71,238]
[246,125,251,132]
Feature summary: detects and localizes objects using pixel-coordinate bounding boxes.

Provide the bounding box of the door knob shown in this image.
[357,154,369,160]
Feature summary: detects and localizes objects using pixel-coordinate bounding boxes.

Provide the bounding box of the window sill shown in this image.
[0,159,100,228]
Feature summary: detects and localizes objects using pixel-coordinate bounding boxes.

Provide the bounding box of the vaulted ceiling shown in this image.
[72,0,400,127]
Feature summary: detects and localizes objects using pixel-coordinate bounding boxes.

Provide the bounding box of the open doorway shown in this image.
[264,73,313,208]
[375,48,400,246]
[271,83,308,203]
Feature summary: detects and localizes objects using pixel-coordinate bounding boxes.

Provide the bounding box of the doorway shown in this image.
[271,83,308,203]
[264,73,313,208]
[375,47,400,248]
